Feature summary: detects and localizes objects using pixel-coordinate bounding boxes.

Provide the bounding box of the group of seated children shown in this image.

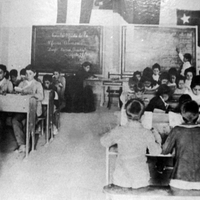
[0,64,64,153]
[101,97,200,192]
[101,50,200,192]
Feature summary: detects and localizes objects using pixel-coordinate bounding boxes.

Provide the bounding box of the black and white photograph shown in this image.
[0,0,200,200]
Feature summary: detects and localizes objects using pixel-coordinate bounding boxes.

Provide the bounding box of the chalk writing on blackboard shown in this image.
[122,25,197,73]
[32,25,103,74]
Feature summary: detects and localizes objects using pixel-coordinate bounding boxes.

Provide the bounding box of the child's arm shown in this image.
[145,130,162,155]
[100,126,120,148]
[162,128,176,154]
[151,128,162,146]
[32,82,44,101]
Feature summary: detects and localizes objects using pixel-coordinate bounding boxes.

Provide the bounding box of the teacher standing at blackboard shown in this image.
[73,62,96,113]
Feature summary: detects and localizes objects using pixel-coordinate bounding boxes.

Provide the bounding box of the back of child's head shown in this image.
[143,67,153,77]
[181,100,199,123]
[152,63,161,71]
[190,75,200,89]
[124,98,145,120]
[184,53,192,63]
[156,84,171,96]
[10,69,18,77]
[178,94,192,108]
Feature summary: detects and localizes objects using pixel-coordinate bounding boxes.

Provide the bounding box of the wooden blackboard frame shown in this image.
[121,25,198,75]
[31,25,103,74]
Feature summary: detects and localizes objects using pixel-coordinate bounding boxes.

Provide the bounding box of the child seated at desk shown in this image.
[12,64,44,153]
[184,67,195,91]
[0,64,13,135]
[43,74,59,135]
[162,100,200,191]
[120,82,145,125]
[174,75,186,94]
[0,64,13,94]
[146,84,171,113]
[101,98,161,189]
[184,75,200,105]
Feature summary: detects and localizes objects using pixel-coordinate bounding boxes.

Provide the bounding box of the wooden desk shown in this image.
[42,90,54,143]
[84,78,128,106]
[0,94,36,158]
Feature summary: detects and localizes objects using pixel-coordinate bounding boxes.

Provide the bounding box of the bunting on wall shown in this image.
[80,0,94,23]
[177,9,200,46]
[113,0,161,24]
[57,0,68,23]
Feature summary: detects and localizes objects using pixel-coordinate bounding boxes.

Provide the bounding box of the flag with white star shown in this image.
[177,9,200,46]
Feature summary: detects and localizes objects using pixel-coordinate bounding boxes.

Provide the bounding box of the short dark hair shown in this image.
[134,82,145,93]
[191,75,200,89]
[125,98,145,120]
[142,67,153,77]
[181,100,199,123]
[10,69,18,77]
[25,64,37,73]
[160,71,170,81]
[178,94,192,106]
[168,67,177,76]
[152,63,161,71]
[82,62,92,68]
[133,71,141,78]
[20,68,26,76]
[43,74,52,83]
[53,66,62,73]
[184,53,192,63]
[0,64,7,73]
[184,67,196,77]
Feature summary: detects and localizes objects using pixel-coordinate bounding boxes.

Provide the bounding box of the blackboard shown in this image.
[31,25,103,74]
[122,25,197,73]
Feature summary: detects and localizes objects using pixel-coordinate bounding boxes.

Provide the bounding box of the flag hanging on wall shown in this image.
[80,0,94,23]
[113,0,161,24]
[177,9,200,46]
[57,0,68,23]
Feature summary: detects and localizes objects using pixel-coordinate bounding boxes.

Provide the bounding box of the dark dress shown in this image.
[67,68,95,113]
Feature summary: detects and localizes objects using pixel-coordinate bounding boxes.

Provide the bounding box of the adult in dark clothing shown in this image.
[72,62,96,113]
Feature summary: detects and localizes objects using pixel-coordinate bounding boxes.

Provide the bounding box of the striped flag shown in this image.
[80,0,94,23]
[113,0,161,24]
[177,9,200,46]
[57,0,68,23]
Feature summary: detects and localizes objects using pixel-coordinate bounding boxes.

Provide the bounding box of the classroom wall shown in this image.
[0,0,199,75]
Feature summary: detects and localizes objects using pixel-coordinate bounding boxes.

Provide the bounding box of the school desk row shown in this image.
[0,90,57,158]
[84,78,181,107]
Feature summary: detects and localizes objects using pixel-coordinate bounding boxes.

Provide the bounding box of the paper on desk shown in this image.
[141,111,152,129]
[168,111,183,128]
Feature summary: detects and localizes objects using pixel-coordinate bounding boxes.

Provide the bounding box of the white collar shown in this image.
[0,78,6,87]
